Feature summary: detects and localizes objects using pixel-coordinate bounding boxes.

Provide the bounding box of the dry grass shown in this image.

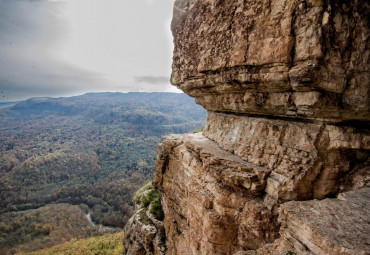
[17,231,124,255]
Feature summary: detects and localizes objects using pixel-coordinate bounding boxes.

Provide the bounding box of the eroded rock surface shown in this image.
[124,183,166,255]
[124,0,370,254]
[154,133,280,254]
[152,133,369,254]
[204,112,370,200]
[243,187,370,255]
[171,0,370,122]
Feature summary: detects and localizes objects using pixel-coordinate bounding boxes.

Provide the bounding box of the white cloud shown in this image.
[0,0,178,101]
[55,0,175,89]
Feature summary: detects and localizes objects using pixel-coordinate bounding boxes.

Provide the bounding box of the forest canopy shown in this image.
[0,92,206,234]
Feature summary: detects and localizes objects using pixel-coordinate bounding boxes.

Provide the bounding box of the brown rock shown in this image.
[154,134,280,254]
[170,0,370,122]
[124,0,370,254]
[204,112,369,200]
[123,183,166,255]
[243,188,370,255]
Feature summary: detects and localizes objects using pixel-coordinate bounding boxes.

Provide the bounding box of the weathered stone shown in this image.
[123,184,166,255]
[243,188,370,255]
[170,0,370,122]
[204,112,370,200]
[124,0,370,254]
[154,134,280,254]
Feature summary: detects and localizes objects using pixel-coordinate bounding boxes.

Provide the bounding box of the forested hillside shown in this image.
[0,92,206,252]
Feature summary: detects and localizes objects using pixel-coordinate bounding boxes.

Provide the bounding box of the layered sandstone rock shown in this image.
[243,187,370,255]
[153,133,280,254]
[124,0,369,254]
[204,112,370,200]
[171,0,370,122]
[124,183,166,255]
[152,132,369,254]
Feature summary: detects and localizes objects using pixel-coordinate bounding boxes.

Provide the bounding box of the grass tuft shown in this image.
[191,127,204,134]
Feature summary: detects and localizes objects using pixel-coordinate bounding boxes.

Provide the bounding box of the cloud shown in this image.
[132,75,181,94]
[134,76,170,84]
[0,0,177,102]
[0,0,106,101]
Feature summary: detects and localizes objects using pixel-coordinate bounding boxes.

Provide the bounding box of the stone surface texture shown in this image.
[124,184,166,255]
[124,0,370,254]
[171,0,370,123]
[204,112,369,200]
[152,133,369,255]
[154,133,280,254]
[243,187,370,255]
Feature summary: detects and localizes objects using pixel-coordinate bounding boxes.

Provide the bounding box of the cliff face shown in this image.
[125,0,370,254]
[124,183,166,255]
[171,0,370,122]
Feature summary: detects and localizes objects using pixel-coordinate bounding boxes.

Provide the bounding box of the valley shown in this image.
[0,92,206,253]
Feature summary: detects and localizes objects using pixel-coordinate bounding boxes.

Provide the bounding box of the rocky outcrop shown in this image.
[244,187,370,255]
[153,133,280,254]
[171,0,370,123]
[204,112,369,200]
[124,183,166,255]
[152,132,369,254]
[124,0,370,254]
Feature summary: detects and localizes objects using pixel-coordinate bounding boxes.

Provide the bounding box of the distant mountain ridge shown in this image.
[0,92,207,252]
[0,101,21,109]
[1,92,206,131]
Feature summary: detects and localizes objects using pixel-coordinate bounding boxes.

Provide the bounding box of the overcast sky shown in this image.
[0,0,179,102]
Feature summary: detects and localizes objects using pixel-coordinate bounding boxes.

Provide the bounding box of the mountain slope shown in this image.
[0,92,206,241]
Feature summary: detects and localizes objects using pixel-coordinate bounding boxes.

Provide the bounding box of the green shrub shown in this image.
[150,196,164,221]
[191,127,204,133]
[135,184,164,222]
[141,195,150,207]
[133,182,153,205]
[138,209,153,225]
